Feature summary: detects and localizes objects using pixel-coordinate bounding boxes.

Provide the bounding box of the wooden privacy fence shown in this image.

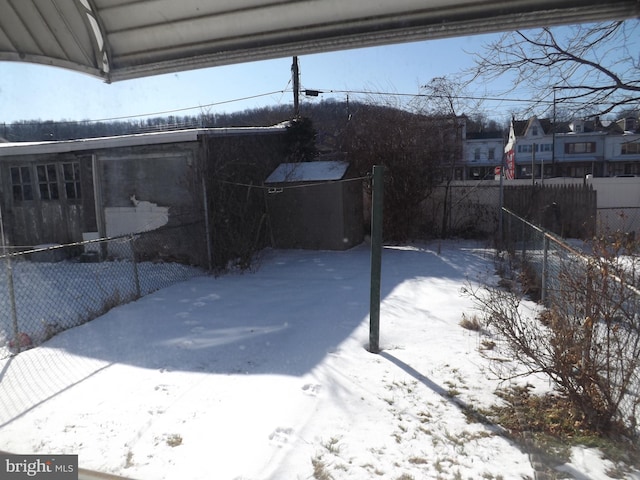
[503,184,597,239]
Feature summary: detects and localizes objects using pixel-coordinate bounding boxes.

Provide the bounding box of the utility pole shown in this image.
[552,89,557,177]
[292,56,300,118]
[532,142,536,188]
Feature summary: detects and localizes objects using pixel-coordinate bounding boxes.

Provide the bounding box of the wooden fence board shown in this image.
[504,184,596,238]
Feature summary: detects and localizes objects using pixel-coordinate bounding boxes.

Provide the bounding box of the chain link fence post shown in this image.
[541,236,549,306]
[5,256,20,353]
[130,236,141,300]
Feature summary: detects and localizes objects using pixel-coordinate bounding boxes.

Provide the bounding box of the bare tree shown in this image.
[413,76,480,118]
[413,77,469,236]
[469,20,640,118]
[341,101,451,241]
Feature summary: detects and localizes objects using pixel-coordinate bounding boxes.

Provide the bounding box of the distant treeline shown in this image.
[1,104,293,142]
[1,99,504,144]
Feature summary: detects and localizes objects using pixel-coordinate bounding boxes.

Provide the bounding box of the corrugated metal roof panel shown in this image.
[0,0,637,82]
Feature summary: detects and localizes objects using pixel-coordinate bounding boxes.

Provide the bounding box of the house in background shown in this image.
[264,160,364,250]
[464,131,504,180]
[553,118,608,178]
[509,116,557,179]
[506,115,640,179]
[0,125,289,265]
[603,117,640,176]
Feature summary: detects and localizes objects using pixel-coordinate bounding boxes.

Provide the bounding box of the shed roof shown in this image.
[0,1,637,83]
[0,124,288,157]
[266,161,350,184]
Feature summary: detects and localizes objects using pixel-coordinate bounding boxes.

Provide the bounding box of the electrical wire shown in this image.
[5,90,288,126]
[216,175,370,192]
[308,88,614,107]
[5,85,625,128]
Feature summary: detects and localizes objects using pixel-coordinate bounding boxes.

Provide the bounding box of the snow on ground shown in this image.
[0,241,635,479]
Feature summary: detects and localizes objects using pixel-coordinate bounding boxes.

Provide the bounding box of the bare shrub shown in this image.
[466,234,640,436]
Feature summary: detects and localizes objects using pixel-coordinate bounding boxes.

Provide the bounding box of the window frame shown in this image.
[564,142,596,154]
[621,142,640,155]
[8,162,83,203]
[62,162,82,200]
[10,165,34,201]
[37,163,60,201]
[518,144,533,154]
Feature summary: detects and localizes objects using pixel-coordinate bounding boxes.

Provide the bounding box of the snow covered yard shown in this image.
[0,241,635,479]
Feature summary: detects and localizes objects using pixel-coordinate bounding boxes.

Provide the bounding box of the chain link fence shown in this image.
[0,228,205,360]
[501,206,640,435]
[501,206,568,305]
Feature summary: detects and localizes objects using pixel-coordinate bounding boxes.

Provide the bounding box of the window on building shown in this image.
[10,166,34,201]
[518,144,533,153]
[488,148,495,161]
[565,142,596,154]
[530,143,552,152]
[473,148,480,161]
[37,164,60,200]
[531,126,538,136]
[621,142,640,155]
[62,162,81,199]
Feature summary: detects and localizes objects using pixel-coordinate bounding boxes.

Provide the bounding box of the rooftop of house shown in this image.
[512,116,639,137]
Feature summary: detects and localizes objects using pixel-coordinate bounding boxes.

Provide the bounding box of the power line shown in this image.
[6,85,628,128]
[6,90,288,126]
[307,88,612,106]
[216,175,370,192]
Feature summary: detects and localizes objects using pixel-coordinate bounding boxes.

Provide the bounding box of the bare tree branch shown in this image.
[467,20,640,118]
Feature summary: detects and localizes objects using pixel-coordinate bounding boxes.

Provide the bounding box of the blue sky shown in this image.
[0,32,522,125]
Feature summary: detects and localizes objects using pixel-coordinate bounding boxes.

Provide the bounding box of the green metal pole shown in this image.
[369,165,384,353]
[542,235,549,306]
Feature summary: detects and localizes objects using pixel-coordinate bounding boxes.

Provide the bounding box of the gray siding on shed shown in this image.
[265,162,364,250]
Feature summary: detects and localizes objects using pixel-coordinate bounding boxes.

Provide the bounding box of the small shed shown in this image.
[264,160,364,250]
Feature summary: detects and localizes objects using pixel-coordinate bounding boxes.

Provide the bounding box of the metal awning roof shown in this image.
[0,0,638,83]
